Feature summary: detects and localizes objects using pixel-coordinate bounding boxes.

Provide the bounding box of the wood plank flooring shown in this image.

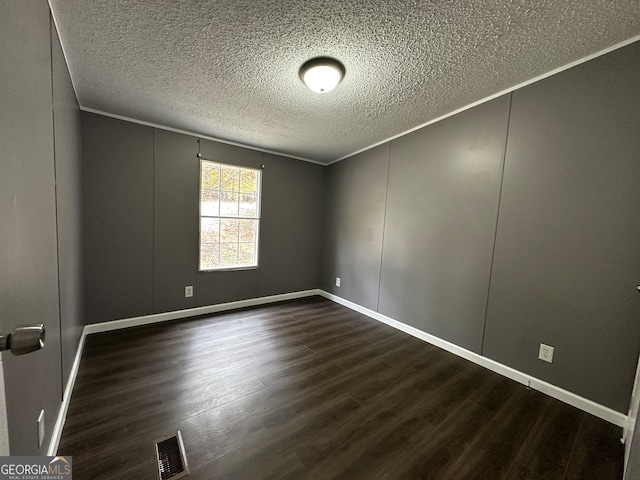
[58,296,624,479]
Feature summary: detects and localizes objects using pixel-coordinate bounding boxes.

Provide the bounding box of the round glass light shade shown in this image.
[300,58,345,93]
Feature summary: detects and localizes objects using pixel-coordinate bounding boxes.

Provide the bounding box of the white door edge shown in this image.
[0,354,10,455]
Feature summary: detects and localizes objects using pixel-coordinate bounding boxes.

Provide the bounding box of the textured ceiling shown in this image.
[49,0,640,163]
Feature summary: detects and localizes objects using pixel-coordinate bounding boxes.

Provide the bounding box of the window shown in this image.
[199,160,261,270]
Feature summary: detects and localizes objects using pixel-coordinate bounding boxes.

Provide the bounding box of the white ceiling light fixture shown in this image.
[299,57,345,94]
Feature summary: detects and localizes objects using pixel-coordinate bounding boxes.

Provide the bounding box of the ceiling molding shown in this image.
[48,0,82,109]
[80,107,326,165]
[329,34,640,166]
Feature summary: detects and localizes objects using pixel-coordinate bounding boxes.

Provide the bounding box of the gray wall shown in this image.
[322,95,510,353]
[320,144,390,311]
[322,41,640,412]
[626,417,640,480]
[483,42,640,413]
[82,113,154,323]
[52,18,84,388]
[257,153,324,297]
[1,1,83,454]
[82,116,325,323]
[153,130,199,313]
[379,96,510,352]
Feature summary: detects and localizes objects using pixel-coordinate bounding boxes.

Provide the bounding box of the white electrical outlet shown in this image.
[538,343,554,363]
[185,286,193,298]
[37,409,45,449]
[335,277,341,287]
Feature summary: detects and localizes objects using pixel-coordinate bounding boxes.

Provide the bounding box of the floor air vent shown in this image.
[155,431,189,479]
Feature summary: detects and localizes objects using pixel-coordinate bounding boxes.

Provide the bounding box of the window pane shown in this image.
[220,191,239,216]
[221,165,240,193]
[200,243,220,269]
[199,160,260,270]
[220,242,238,266]
[201,189,220,216]
[238,243,256,265]
[201,218,219,244]
[240,169,258,194]
[239,194,257,217]
[238,219,257,243]
[201,163,220,189]
[220,218,238,243]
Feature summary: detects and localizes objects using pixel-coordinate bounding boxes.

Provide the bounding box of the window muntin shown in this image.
[199,160,261,270]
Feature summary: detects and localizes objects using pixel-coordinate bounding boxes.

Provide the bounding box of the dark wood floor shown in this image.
[58,296,624,479]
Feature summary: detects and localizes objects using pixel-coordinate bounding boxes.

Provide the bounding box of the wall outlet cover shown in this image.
[538,343,554,363]
[185,286,194,298]
[335,277,341,287]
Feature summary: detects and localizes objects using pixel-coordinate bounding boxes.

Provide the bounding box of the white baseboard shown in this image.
[48,289,320,454]
[48,330,86,456]
[84,289,320,335]
[318,290,627,428]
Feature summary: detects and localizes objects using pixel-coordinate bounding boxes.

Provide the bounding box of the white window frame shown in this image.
[199,159,262,271]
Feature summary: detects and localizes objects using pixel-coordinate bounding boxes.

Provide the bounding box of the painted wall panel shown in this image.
[378,95,510,352]
[82,128,324,316]
[199,138,264,170]
[320,144,390,310]
[0,1,63,454]
[153,130,199,313]
[257,153,324,297]
[82,113,154,323]
[195,270,260,306]
[51,18,84,388]
[483,42,640,412]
